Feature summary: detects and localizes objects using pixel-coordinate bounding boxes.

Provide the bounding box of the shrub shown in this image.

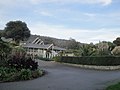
[32,69,44,78]
[7,73,21,82]
[26,58,38,70]
[0,67,44,82]
[7,56,38,70]
[0,67,18,81]
[12,46,26,58]
[53,56,61,62]
[0,39,12,66]
[59,56,120,66]
[79,44,96,56]
[19,69,32,80]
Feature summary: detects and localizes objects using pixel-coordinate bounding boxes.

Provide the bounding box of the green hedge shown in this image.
[59,56,120,66]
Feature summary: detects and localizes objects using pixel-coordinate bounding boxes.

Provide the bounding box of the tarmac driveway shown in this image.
[1,60,120,90]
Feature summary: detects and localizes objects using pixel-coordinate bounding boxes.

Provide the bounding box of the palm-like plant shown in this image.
[79,44,96,56]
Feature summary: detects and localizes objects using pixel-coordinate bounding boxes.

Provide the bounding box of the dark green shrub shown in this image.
[7,56,38,70]
[0,67,18,81]
[0,39,12,66]
[25,58,38,70]
[0,67,44,82]
[19,69,32,80]
[3,73,20,82]
[32,69,44,78]
[53,56,61,62]
[60,56,120,66]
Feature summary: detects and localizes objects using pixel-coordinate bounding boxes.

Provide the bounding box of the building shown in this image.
[21,37,66,59]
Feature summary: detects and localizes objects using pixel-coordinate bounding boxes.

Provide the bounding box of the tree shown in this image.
[4,21,30,43]
[111,46,120,56]
[107,41,115,51]
[113,37,120,46]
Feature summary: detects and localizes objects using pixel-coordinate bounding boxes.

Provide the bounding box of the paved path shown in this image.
[1,60,120,90]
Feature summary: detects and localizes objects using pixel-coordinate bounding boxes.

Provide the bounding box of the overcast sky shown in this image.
[0,0,120,43]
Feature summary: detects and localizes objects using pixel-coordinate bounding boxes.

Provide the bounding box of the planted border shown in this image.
[0,67,44,82]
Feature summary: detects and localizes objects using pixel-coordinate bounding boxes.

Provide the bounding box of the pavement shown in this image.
[1,60,120,90]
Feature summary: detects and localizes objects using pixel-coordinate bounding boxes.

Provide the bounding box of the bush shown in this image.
[32,69,44,78]
[0,59,8,67]
[7,56,38,70]
[0,39,12,66]
[12,46,26,58]
[0,67,18,81]
[19,69,32,80]
[0,67,44,82]
[53,56,61,62]
[5,73,20,82]
[59,56,120,66]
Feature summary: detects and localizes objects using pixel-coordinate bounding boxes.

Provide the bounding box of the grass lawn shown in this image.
[106,82,120,90]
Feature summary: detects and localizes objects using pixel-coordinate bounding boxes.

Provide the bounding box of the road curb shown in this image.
[60,63,120,70]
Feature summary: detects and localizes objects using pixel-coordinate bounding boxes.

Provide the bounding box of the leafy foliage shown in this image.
[113,37,120,46]
[12,46,26,57]
[8,56,38,70]
[0,67,43,82]
[79,44,96,56]
[0,38,12,57]
[60,56,120,66]
[4,21,30,43]
[0,39,12,66]
[53,56,61,62]
[112,46,120,56]
[19,69,32,80]
[94,41,112,56]
[32,69,44,78]
[0,67,18,81]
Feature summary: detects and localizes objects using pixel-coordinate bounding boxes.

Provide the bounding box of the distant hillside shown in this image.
[28,35,83,49]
